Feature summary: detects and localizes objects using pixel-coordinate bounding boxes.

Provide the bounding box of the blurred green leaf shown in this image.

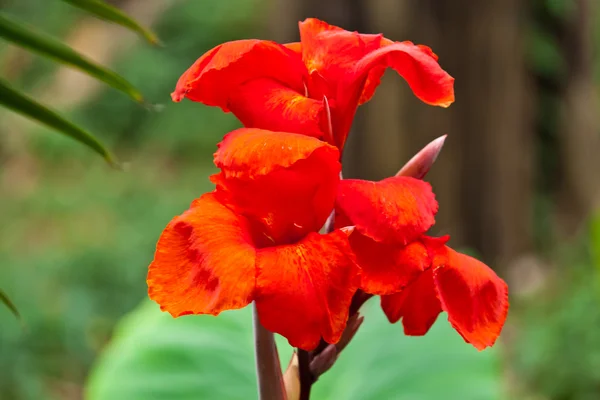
[545,0,575,19]
[86,301,502,400]
[513,274,600,400]
[0,12,144,103]
[311,305,503,400]
[61,0,160,45]
[0,288,20,320]
[528,25,564,79]
[86,302,257,400]
[0,78,118,166]
[591,211,600,270]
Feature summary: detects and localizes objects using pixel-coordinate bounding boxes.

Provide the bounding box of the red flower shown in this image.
[157,16,507,358]
[147,128,359,350]
[335,176,509,350]
[171,18,454,150]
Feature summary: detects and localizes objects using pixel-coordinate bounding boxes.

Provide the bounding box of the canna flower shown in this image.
[147,128,360,350]
[335,175,509,350]
[160,15,507,360]
[171,18,454,150]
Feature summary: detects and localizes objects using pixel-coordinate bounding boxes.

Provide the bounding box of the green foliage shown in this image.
[0,0,154,164]
[0,155,215,398]
[61,0,160,45]
[0,13,144,103]
[0,288,20,320]
[0,157,221,399]
[528,25,565,80]
[86,302,503,400]
[514,278,600,400]
[512,229,600,400]
[0,77,118,165]
[591,212,600,271]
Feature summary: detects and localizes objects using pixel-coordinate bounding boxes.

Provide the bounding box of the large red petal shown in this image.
[213,128,340,245]
[335,176,438,245]
[349,232,430,295]
[171,40,307,111]
[297,19,453,148]
[214,128,338,179]
[227,78,326,138]
[147,193,256,317]
[432,246,509,350]
[255,230,360,350]
[381,268,442,335]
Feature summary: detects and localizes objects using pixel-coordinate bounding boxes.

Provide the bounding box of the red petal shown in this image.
[432,246,509,350]
[416,44,440,61]
[171,40,307,111]
[335,176,438,245]
[335,40,455,146]
[357,40,443,106]
[147,193,256,316]
[284,41,302,54]
[381,268,442,335]
[349,232,430,295]
[214,128,338,179]
[358,64,386,105]
[298,18,343,36]
[352,40,455,108]
[255,230,360,350]
[227,78,326,138]
[213,128,340,245]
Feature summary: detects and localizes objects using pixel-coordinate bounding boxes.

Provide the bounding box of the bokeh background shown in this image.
[1,0,599,399]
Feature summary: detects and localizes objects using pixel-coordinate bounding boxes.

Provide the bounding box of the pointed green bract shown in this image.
[0,13,144,103]
[0,288,20,320]
[0,78,118,166]
[61,0,160,45]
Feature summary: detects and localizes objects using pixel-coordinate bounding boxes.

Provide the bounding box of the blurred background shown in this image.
[1,0,599,399]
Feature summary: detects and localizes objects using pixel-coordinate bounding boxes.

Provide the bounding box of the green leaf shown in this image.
[86,302,257,400]
[0,12,144,103]
[0,288,20,320]
[0,78,118,166]
[61,0,160,45]
[311,305,503,400]
[86,301,503,400]
[591,211,600,271]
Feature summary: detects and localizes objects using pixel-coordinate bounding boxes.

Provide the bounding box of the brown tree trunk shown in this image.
[555,0,600,237]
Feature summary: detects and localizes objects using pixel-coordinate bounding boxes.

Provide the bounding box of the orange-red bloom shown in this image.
[147,128,359,350]
[335,176,509,350]
[172,18,454,150]
[157,16,507,357]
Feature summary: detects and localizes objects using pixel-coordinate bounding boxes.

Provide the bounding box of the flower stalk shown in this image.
[253,303,286,400]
